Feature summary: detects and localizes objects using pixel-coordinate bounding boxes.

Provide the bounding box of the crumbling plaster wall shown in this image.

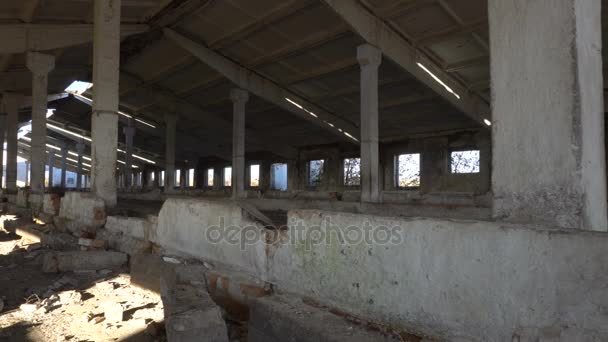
[153,198,608,341]
[58,192,106,229]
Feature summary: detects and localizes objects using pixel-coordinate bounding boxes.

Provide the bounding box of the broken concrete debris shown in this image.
[103,301,125,322]
[78,237,107,249]
[161,277,229,342]
[58,290,82,305]
[42,251,127,273]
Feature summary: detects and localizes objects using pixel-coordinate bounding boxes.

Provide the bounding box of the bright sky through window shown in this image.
[65,81,93,95]
[250,164,260,187]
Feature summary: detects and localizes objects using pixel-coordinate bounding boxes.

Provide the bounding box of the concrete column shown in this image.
[287,160,299,191]
[489,0,607,230]
[357,44,382,203]
[230,89,248,199]
[0,112,6,189]
[123,123,135,189]
[76,142,85,190]
[60,144,68,188]
[3,93,23,193]
[164,114,176,192]
[91,0,121,206]
[153,170,160,188]
[25,161,30,187]
[26,52,55,195]
[180,168,187,190]
[47,152,55,188]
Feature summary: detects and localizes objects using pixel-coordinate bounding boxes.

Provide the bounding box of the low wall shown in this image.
[42,194,61,216]
[153,198,608,341]
[156,198,268,277]
[59,192,106,230]
[16,188,29,208]
[105,215,157,242]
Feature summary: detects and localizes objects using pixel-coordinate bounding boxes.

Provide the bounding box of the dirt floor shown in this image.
[0,217,166,342]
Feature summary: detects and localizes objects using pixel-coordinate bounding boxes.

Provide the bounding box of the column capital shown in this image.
[357,44,382,68]
[230,88,249,104]
[26,52,55,75]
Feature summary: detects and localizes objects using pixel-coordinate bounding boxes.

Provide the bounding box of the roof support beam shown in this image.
[164,28,360,143]
[321,0,490,125]
[0,24,148,54]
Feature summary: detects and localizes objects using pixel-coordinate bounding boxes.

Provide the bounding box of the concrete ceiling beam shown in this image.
[321,0,490,126]
[444,56,489,73]
[164,28,361,143]
[149,0,213,28]
[0,24,148,54]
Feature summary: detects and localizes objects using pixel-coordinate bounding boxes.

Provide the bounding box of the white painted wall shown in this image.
[152,198,608,341]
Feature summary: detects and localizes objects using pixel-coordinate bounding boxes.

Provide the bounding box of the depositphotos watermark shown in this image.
[205,216,404,251]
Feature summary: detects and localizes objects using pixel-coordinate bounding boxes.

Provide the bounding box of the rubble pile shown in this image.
[0,214,166,341]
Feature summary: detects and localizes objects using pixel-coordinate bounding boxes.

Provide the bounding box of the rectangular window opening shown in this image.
[224,167,232,187]
[308,160,324,186]
[207,168,214,187]
[450,150,480,174]
[396,153,420,188]
[343,158,361,186]
[175,169,181,187]
[250,164,260,187]
[270,163,288,191]
[188,168,195,187]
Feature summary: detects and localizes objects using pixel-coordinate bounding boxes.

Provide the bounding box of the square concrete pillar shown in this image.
[230,89,248,199]
[47,152,55,188]
[3,93,24,193]
[76,141,85,190]
[27,52,55,195]
[123,123,136,189]
[489,0,607,230]
[0,112,6,189]
[164,114,177,193]
[91,0,121,207]
[60,143,68,188]
[357,44,382,203]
